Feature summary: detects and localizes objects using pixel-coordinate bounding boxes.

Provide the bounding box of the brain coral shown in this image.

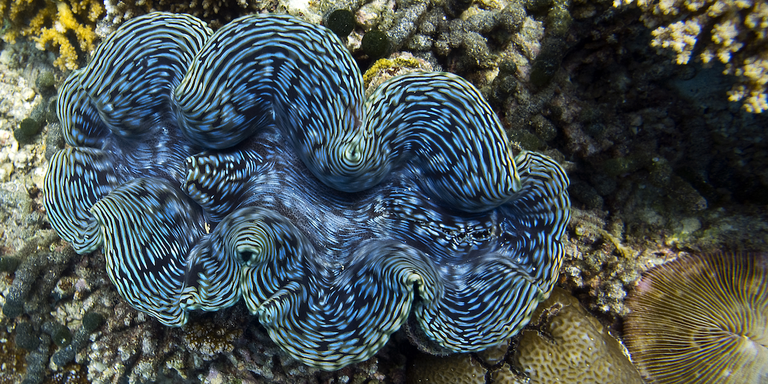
[625,252,768,384]
[513,287,644,384]
[43,12,571,370]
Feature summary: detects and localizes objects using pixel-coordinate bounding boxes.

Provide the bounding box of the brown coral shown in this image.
[182,317,242,361]
[625,252,768,384]
[406,352,486,384]
[0,326,26,384]
[513,287,644,384]
[407,287,647,383]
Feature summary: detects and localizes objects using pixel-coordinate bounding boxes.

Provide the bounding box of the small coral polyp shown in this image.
[44,12,570,370]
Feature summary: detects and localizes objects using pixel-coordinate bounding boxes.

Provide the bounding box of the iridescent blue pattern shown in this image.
[44,12,570,370]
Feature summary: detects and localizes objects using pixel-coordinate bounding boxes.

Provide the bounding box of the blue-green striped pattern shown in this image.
[44,12,570,371]
[58,12,212,145]
[172,15,519,210]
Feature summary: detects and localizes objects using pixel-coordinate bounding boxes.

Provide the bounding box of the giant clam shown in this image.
[44,12,570,370]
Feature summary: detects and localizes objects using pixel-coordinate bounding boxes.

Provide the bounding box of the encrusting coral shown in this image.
[615,0,768,113]
[406,351,487,384]
[513,287,644,384]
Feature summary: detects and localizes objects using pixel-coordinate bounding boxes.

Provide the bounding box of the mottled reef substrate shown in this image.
[0,0,767,383]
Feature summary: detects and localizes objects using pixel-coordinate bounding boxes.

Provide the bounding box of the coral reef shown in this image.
[405,287,644,383]
[406,340,520,384]
[615,0,768,112]
[2,231,72,319]
[529,3,768,324]
[625,252,768,384]
[85,298,404,383]
[0,45,48,186]
[407,352,486,384]
[0,234,83,384]
[0,235,404,383]
[181,317,242,360]
[362,53,434,92]
[0,325,27,384]
[1,0,103,70]
[0,0,764,381]
[99,0,281,29]
[513,287,644,383]
[2,0,315,71]
[32,1,102,70]
[560,208,642,316]
[413,1,528,75]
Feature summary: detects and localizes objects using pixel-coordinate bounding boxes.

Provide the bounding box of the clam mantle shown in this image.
[44,12,570,370]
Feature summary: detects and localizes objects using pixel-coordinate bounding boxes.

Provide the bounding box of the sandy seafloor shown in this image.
[0,0,766,383]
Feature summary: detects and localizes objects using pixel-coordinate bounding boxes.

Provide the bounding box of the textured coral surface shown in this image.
[0,0,103,70]
[625,252,768,384]
[513,287,644,384]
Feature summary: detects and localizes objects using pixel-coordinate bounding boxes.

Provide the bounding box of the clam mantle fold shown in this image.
[44,12,570,370]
